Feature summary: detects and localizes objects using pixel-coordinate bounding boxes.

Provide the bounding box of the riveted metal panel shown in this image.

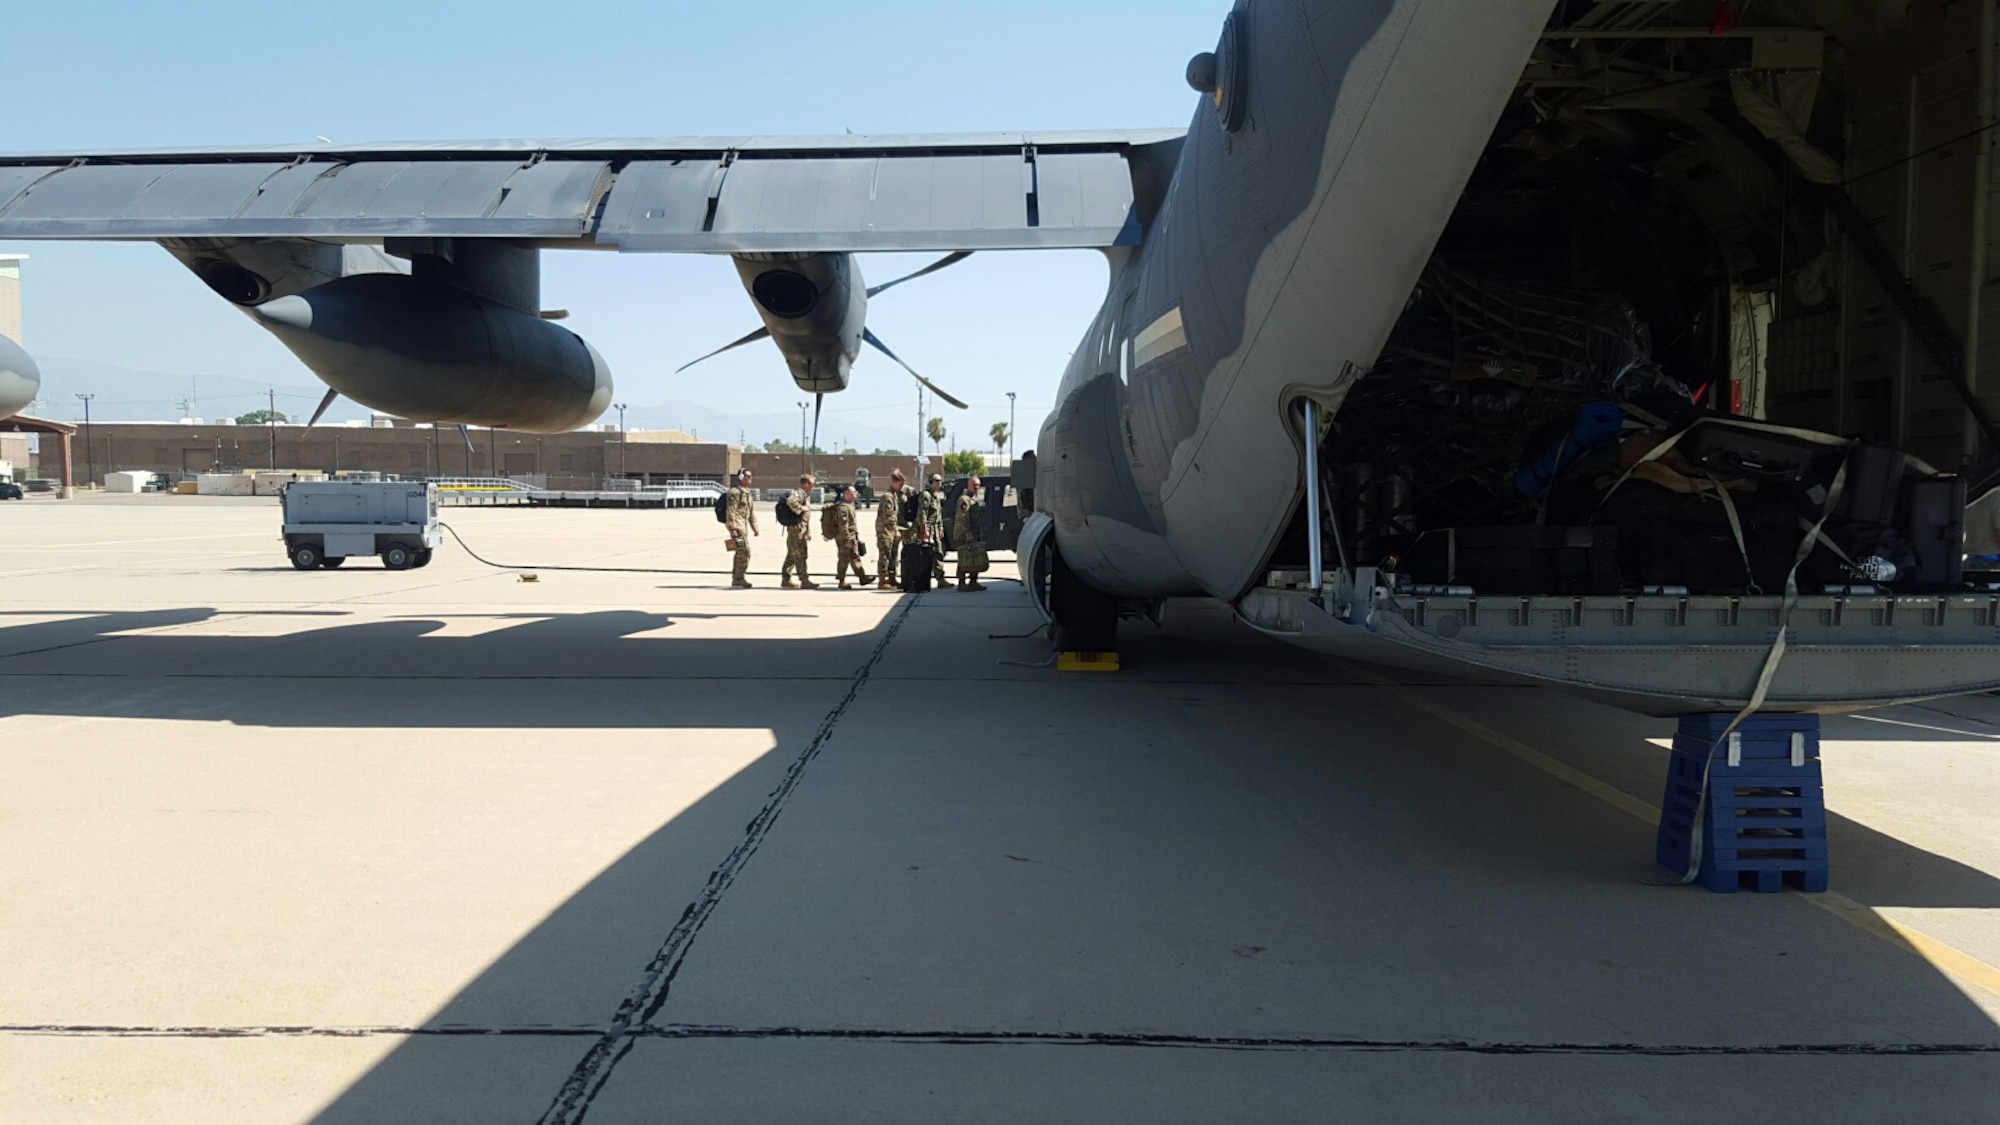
[1033,151,1139,241]
[2,162,292,222]
[713,154,1025,239]
[0,163,300,236]
[874,154,1022,233]
[0,165,175,219]
[234,162,346,219]
[0,158,605,238]
[488,160,610,221]
[591,159,722,250]
[0,166,60,215]
[291,161,518,219]
[109,163,295,218]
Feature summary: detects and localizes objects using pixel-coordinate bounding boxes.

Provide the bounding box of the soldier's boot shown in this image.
[967,578,986,591]
[878,575,896,590]
[800,576,820,590]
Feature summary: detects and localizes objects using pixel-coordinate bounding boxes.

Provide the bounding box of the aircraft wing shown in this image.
[0,130,1182,253]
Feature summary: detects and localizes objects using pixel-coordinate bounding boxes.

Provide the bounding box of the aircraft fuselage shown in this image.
[1037,0,1556,602]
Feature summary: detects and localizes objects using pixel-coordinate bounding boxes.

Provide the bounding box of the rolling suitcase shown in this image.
[900,542,935,592]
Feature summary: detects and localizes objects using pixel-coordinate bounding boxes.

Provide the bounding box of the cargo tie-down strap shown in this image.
[1653,458,1850,886]
[1595,416,1864,884]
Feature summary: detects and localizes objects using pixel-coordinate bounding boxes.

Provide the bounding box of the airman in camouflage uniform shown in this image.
[875,469,909,589]
[724,468,760,588]
[781,473,819,589]
[914,473,948,586]
[832,486,872,589]
[953,475,989,591]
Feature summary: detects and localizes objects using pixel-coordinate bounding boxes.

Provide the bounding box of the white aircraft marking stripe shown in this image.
[1133,305,1187,369]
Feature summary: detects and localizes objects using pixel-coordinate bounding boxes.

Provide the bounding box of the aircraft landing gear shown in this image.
[1049,545,1119,655]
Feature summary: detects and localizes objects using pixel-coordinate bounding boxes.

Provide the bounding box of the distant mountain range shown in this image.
[23,356,934,453]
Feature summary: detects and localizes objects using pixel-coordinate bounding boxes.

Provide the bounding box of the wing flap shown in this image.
[0,158,611,239]
[0,133,1162,249]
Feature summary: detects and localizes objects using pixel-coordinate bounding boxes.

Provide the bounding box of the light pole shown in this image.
[75,393,95,486]
[614,402,628,479]
[1006,391,1016,470]
[797,400,809,475]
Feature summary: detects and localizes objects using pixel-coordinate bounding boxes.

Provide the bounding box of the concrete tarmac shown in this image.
[2,495,1998,1122]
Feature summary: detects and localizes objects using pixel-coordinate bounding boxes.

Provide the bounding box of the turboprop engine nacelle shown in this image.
[733,252,865,395]
[251,273,613,433]
[0,332,39,419]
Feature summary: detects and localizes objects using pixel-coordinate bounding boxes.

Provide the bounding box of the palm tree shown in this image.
[926,417,946,459]
[989,422,1010,456]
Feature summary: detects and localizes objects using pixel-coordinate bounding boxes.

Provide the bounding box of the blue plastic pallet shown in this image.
[1655,714,1828,894]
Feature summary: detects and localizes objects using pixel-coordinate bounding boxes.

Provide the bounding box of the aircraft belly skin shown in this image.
[1039,0,1557,600]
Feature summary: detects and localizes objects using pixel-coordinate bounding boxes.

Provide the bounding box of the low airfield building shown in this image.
[35,419,936,491]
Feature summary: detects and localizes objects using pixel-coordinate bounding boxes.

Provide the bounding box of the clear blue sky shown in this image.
[1,0,1225,446]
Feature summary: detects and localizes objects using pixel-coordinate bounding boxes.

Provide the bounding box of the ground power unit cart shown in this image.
[281,481,441,570]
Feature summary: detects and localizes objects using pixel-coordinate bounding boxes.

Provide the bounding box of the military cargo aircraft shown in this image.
[4,0,1999,714]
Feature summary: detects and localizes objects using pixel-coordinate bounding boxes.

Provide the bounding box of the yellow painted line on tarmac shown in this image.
[1333,657,2000,1002]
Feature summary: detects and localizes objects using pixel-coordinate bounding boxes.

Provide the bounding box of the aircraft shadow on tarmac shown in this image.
[311,613,2000,1120]
[3,602,1998,1117]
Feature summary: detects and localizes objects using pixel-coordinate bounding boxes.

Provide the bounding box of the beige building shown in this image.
[0,253,23,345]
[48,419,987,490]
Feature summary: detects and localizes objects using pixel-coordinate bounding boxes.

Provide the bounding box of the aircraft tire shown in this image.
[1049,545,1118,653]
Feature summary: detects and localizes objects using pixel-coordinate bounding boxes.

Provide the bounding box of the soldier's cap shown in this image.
[929,474,943,482]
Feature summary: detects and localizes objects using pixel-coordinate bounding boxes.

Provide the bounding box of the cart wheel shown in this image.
[412,548,433,569]
[318,556,345,569]
[290,543,322,570]
[381,543,415,570]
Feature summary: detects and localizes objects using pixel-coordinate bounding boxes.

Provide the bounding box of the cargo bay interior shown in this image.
[1295,1,2000,600]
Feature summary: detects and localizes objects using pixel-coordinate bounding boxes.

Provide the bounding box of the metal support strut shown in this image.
[1303,399,1323,595]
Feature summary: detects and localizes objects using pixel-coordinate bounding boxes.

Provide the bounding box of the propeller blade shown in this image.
[863,327,967,409]
[675,324,773,374]
[304,387,340,429]
[865,251,974,298]
[458,424,475,453]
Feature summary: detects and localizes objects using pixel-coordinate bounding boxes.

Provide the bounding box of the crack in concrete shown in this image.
[537,594,922,1125]
[5,1023,1995,1057]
